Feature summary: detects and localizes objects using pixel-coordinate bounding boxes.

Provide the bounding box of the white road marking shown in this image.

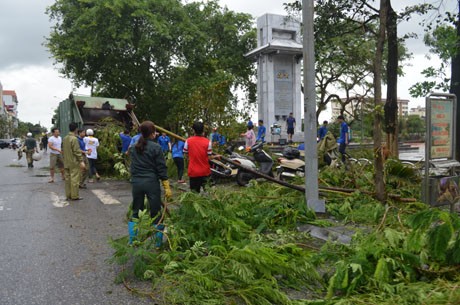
[91,189,121,205]
[0,206,3,211]
[51,191,69,208]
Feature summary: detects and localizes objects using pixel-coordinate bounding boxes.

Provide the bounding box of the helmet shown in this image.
[32,152,42,161]
[27,132,32,137]
[282,146,300,160]
[86,129,94,136]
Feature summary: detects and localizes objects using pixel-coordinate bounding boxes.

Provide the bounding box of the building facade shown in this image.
[409,105,426,118]
[1,89,19,138]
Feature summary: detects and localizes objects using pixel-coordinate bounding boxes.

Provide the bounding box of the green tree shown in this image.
[13,121,47,138]
[0,116,9,138]
[400,114,425,140]
[285,1,378,125]
[46,0,256,131]
[286,0,434,202]
[409,2,459,158]
[409,24,458,97]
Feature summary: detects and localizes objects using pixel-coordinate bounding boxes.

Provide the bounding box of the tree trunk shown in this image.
[453,1,460,161]
[384,1,399,158]
[373,0,388,202]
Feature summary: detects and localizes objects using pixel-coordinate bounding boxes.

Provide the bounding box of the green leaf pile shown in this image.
[110,160,460,305]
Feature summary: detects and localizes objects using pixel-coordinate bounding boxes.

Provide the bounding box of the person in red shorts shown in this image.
[183,121,220,193]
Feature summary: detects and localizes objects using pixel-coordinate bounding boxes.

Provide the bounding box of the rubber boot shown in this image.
[154,224,165,248]
[128,221,137,245]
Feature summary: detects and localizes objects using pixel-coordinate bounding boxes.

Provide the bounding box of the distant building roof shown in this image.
[2,90,17,96]
[244,39,303,60]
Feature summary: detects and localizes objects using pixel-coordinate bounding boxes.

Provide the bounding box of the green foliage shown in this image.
[93,117,126,177]
[399,115,425,141]
[322,207,460,302]
[410,24,458,98]
[110,183,321,304]
[110,147,460,304]
[384,158,421,198]
[113,153,130,179]
[325,191,385,225]
[0,116,10,138]
[406,209,460,265]
[46,0,256,130]
[319,151,422,199]
[285,0,412,124]
[13,121,47,138]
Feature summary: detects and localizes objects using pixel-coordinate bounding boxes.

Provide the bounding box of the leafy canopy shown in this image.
[46,0,256,130]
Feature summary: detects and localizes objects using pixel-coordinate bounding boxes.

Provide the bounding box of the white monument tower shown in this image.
[245,14,303,143]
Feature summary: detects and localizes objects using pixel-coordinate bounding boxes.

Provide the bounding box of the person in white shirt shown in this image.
[84,129,101,182]
[48,128,65,183]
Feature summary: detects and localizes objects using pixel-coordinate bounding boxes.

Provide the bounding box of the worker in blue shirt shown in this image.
[119,129,132,154]
[256,120,266,142]
[211,128,221,146]
[286,112,296,143]
[157,132,171,158]
[317,120,328,141]
[171,139,186,183]
[77,129,89,188]
[337,115,349,163]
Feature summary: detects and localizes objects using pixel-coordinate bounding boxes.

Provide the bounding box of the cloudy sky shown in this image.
[0,0,456,129]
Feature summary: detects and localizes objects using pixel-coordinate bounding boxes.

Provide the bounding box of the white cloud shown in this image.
[0,66,83,129]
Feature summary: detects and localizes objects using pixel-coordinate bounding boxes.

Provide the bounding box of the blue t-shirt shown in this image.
[257,125,266,142]
[318,126,327,140]
[77,136,85,151]
[158,135,171,152]
[287,116,296,129]
[130,133,141,146]
[247,119,253,128]
[119,133,132,153]
[338,122,349,144]
[211,132,221,143]
[171,140,185,158]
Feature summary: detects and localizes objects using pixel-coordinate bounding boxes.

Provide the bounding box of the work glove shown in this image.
[161,180,172,200]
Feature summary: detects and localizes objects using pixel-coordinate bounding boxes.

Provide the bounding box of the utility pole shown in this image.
[302,0,325,213]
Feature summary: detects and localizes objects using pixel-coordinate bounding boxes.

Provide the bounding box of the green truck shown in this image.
[54,93,138,135]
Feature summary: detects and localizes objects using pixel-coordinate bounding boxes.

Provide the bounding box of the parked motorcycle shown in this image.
[234,142,274,186]
[9,138,21,150]
[276,147,305,180]
[209,146,240,182]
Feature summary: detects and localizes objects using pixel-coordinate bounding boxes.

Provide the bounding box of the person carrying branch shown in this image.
[128,121,172,246]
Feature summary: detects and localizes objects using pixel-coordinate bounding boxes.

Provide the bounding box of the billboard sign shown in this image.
[429,98,454,159]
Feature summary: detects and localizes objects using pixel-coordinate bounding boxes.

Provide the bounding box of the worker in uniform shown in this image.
[24,132,38,168]
[63,123,86,201]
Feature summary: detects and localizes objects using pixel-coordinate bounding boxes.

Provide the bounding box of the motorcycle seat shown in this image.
[280,158,304,168]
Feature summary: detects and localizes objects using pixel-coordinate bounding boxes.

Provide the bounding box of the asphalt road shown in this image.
[0,148,152,305]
